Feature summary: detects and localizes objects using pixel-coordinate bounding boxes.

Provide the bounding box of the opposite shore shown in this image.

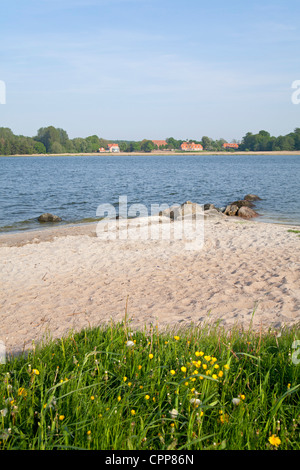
[2,150,300,157]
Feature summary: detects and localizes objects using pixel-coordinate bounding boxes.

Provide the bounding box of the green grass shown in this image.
[0,320,299,450]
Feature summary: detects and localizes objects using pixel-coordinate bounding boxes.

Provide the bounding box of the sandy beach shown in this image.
[1,213,300,354]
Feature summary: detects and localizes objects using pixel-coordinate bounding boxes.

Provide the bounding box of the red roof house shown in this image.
[181,142,203,151]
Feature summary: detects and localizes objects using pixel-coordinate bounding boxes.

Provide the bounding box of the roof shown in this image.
[152,140,168,147]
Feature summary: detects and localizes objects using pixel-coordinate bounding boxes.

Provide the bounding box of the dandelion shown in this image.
[232,398,241,406]
[138,365,142,370]
[145,395,150,400]
[190,398,201,407]
[123,376,127,382]
[117,396,121,402]
[181,366,187,373]
[18,388,27,397]
[170,370,176,375]
[87,430,91,436]
[128,382,132,387]
[239,394,246,401]
[218,371,224,378]
[91,396,95,401]
[169,409,178,419]
[204,355,211,362]
[149,353,154,359]
[131,409,136,416]
[59,415,65,421]
[224,364,230,370]
[174,336,180,341]
[269,434,281,448]
[32,369,40,376]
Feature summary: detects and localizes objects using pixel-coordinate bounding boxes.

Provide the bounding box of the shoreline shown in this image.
[1,150,300,157]
[0,214,300,354]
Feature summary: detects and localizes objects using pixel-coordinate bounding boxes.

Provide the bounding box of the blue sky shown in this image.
[0,0,300,141]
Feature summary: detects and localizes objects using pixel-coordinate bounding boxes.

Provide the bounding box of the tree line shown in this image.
[1,126,300,155]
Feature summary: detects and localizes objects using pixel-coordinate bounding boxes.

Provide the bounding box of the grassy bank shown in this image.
[0,320,299,450]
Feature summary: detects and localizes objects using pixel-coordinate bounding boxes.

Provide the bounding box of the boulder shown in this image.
[224,204,239,216]
[160,201,204,220]
[237,206,259,219]
[244,194,261,201]
[230,199,255,208]
[38,213,62,223]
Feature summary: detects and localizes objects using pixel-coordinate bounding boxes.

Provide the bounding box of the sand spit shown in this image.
[0,215,300,354]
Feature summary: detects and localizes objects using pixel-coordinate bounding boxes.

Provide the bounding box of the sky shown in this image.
[0,0,300,141]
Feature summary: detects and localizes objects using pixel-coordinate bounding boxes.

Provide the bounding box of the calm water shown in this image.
[0,154,300,233]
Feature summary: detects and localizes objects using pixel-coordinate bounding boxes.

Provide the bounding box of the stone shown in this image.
[38,213,62,223]
[237,206,259,219]
[224,204,239,216]
[244,194,262,201]
[230,199,255,208]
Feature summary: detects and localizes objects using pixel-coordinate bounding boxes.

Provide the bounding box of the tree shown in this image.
[141,140,155,153]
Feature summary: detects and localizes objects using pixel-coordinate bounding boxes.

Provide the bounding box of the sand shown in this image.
[0,214,300,354]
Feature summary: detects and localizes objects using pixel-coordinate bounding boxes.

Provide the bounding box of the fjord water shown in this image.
[0,153,299,233]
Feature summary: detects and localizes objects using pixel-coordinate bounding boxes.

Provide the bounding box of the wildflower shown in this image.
[224,364,230,370]
[117,396,121,402]
[170,370,176,375]
[18,388,27,397]
[123,376,127,382]
[87,430,91,436]
[59,415,65,421]
[149,353,154,359]
[138,365,142,370]
[174,336,180,341]
[169,409,178,419]
[204,355,211,362]
[287,383,291,389]
[170,422,175,427]
[128,382,132,387]
[218,371,224,378]
[145,395,150,400]
[190,398,201,406]
[239,394,245,401]
[212,374,218,380]
[0,409,8,417]
[181,366,187,373]
[32,369,40,376]
[202,364,207,370]
[126,340,135,348]
[91,396,95,401]
[131,409,136,416]
[232,398,241,406]
[269,434,281,448]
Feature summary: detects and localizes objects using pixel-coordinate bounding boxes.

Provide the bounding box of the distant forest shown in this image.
[1,126,300,155]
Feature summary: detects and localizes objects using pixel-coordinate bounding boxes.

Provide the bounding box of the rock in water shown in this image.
[244,194,261,201]
[237,206,259,219]
[224,204,239,216]
[38,213,62,223]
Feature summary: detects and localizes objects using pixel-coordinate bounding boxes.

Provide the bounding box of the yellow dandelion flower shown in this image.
[32,369,40,375]
[128,382,132,387]
[123,376,127,382]
[224,364,230,370]
[149,353,154,359]
[91,395,95,400]
[131,409,136,416]
[204,355,211,362]
[117,396,121,402]
[202,364,207,370]
[138,365,142,370]
[59,415,65,421]
[218,371,224,378]
[145,395,150,400]
[174,335,180,341]
[170,370,176,375]
[212,374,218,380]
[269,434,281,447]
[87,430,91,436]
[181,366,187,373]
